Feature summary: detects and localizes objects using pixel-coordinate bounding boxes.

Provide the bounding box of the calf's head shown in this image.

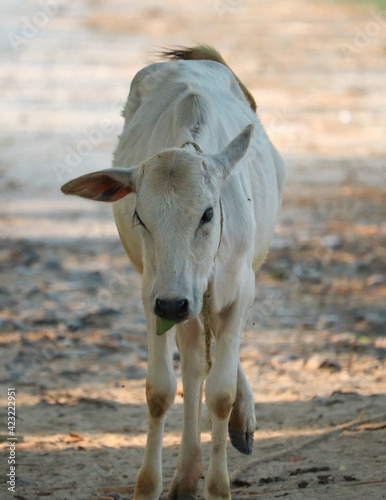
[61,124,253,323]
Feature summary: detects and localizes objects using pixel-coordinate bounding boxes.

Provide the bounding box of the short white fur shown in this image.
[61,47,286,500]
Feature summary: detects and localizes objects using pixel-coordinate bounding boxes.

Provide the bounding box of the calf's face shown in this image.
[134,149,222,321]
[61,124,253,324]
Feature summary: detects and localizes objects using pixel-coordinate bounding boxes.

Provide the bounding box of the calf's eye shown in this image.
[200,207,214,224]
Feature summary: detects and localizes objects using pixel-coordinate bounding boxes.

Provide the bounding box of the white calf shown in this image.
[61,46,286,500]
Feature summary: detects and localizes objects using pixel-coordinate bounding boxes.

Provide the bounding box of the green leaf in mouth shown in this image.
[156,317,177,336]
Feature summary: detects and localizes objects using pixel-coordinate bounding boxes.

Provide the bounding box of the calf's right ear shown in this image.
[61,167,139,202]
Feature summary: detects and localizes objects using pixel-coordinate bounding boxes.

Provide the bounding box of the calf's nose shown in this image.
[154,298,189,321]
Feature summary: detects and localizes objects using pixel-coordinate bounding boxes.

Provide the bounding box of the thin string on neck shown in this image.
[180,141,203,154]
[202,197,223,374]
[179,140,223,375]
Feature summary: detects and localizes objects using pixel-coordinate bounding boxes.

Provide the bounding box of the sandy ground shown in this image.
[0,0,386,499]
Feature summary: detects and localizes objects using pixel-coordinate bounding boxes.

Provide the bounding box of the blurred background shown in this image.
[0,0,385,499]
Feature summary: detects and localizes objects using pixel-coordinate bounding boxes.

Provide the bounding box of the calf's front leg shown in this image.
[204,278,254,500]
[168,318,205,500]
[135,308,177,500]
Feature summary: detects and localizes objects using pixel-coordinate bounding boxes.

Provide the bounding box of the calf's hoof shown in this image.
[168,485,197,500]
[168,496,196,500]
[228,427,254,455]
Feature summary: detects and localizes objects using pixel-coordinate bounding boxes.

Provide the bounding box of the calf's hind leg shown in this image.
[228,359,256,455]
[204,287,254,498]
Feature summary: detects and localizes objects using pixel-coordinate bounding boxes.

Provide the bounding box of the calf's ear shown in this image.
[208,124,254,181]
[61,167,139,202]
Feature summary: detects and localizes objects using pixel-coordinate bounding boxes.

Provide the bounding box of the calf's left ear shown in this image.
[208,124,254,181]
[61,167,139,202]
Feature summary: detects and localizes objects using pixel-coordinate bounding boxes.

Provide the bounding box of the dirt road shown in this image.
[1,0,385,498]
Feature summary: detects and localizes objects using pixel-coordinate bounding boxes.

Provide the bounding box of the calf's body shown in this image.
[61,46,285,500]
